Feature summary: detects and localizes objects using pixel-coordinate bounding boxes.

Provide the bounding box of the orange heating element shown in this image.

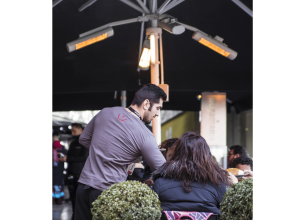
[199,38,230,57]
[76,33,108,50]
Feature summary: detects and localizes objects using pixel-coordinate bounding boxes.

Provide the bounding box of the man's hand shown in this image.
[58,155,67,162]
[144,178,154,187]
[242,170,253,179]
[228,172,238,185]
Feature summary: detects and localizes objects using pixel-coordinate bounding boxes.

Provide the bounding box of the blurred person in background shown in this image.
[58,123,89,220]
[152,132,236,217]
[232,157,253,180]
[227,145,249,168]
[232,157,253,171]
[242,170,253,179]
[52,135,67,204]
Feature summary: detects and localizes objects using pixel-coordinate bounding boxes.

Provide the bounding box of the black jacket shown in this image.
[152,163,228,216]
[66,136,89,175]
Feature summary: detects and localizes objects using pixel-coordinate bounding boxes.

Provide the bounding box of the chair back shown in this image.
[161,211,219,220]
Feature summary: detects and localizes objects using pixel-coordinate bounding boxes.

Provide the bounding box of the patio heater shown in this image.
[66,0,238,144]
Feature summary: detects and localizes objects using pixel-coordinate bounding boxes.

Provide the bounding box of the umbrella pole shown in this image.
[149,0,161,145]
[150,32,161,145]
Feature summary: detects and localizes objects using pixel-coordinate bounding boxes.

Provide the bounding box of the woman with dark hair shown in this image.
[152,132,235,216]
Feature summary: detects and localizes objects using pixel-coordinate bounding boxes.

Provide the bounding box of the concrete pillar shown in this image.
[121,91,126,108]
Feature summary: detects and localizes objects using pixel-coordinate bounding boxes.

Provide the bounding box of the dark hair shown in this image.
[229,145,249,158]
[164,132,230,192]
[53,132,60,137]
[131,84,167,110]
[232,157,253,171]
[160,138,178,158]
[71,123,83,131]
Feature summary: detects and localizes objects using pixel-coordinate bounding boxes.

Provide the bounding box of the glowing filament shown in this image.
[150,34,155,64]
[76,33,108,50]
[199,38,230,57]
[139,48,151,69]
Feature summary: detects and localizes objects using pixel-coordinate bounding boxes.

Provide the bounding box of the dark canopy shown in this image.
[53,0,252,113]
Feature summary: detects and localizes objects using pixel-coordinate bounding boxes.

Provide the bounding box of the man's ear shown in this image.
[143,99,150,110]
[234,154,240,159]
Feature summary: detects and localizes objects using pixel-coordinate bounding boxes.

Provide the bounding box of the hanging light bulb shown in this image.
[150,34,156,64]
[138,39,151,70]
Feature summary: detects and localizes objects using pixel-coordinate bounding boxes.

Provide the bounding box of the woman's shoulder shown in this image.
[154,176,176,183]
[154,177,181,187]
[153,177,184,194]
[181,181,227,193]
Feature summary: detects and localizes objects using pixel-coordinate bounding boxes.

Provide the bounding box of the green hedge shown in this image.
[220,178,253,220]
[91,181,162,220]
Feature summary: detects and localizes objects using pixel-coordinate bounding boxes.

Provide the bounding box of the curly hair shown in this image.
[232,157,253,171]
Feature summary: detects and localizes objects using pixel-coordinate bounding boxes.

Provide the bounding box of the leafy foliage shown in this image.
[91,181,162,220]
[220,178,253,220]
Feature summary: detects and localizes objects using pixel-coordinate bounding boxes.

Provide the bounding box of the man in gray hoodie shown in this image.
[74,84,167,220]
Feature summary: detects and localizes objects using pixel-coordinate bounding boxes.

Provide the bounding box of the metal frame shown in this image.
[157,0,172,14]
[120,0,146,14]
[136,0,150,14]
[231,0,253,17]
[65,0,246,143]
[176,21,201,33]
[78,0,98,12]
[137,0,147,72]
[53,0,63,8]
[161,0,185,14]
[79,17,148,38]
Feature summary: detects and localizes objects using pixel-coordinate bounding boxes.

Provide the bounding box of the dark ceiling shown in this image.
[53,0,252,113]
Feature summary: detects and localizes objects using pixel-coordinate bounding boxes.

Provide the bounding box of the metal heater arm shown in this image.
[79,16,149,38]
[176,21,208,36]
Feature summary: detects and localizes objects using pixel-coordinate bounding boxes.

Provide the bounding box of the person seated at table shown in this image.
[152,132,236,216]
[161,138,178,161]
[232,157,253,180]
[143,138,178,186]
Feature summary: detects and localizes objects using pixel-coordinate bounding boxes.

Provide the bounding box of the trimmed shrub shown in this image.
[91,181,162,220]
[220,178,253,220]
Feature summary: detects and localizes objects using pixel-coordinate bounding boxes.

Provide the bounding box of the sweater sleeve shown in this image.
[79,115,95,149]
[140,136,166,172]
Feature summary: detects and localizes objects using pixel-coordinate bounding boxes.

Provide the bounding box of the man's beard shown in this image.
[227,159,234,168]
[143,111,152,124]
